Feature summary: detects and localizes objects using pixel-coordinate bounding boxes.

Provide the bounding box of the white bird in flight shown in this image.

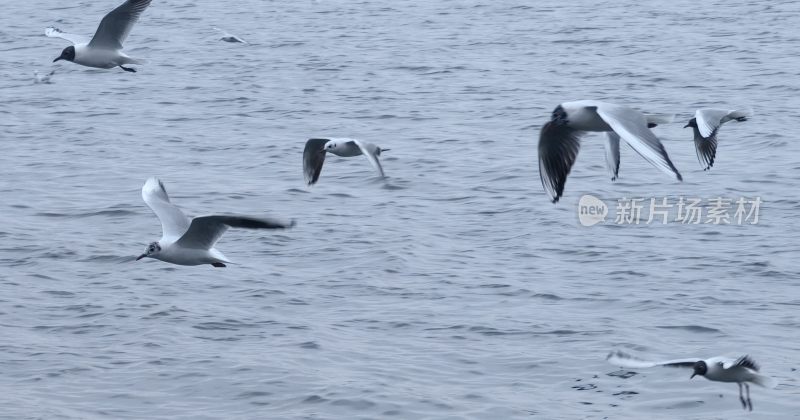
[46,0,152,72]
[136,177,294,267]
[607,350,776,411]
[213,27,247,44]
[538,100,682,203]
[684,108,749,170]
[34,69,55,84]
[303,138,387,186]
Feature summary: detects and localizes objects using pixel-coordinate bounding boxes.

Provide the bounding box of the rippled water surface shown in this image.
[2,0,800,418]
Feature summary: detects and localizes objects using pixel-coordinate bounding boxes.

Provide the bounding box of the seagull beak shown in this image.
[690,373,696,379]
[53,56,62,62]
[136,254,146,261]
[683,123,690,128]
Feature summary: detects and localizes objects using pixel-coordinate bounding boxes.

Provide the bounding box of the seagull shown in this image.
[303,138,387,186]
[46,0,152,72]
[538,100,683,203]
[136,177,294,267]
[213,27,247,44]
[684,109,749,171]
[607,350,776,411]
[34,69,55,84]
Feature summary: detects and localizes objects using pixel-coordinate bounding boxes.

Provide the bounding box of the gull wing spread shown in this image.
[607,350,699,369]
[595,103,682,181]
[175,215,294,250]
[604,132,621,180]
[89,0,152,49]
[45,27,90,45]
[695,109,734,139]
[351,139,385,178]
[538,121,583,203]
[141,177,190,242]
[303,138,330,185]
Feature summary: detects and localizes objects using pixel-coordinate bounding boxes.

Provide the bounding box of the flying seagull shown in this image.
[538,100,683,203]
[136,177,294,267]
[34,69,55,84]
[685,109,749,170]
[46,0,152,72]
[303,138,387,186]
[213,27,247,44]
[607,350,776,411]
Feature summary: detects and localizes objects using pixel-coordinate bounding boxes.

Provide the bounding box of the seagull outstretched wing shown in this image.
[89,0,152,49]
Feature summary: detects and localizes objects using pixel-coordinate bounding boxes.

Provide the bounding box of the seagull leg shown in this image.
[119,65,137,73]
[738,383,747,410]
[211,262,226,268]
[745,383,752,411]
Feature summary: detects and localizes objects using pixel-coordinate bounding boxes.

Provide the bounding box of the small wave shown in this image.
[655,325,722,334]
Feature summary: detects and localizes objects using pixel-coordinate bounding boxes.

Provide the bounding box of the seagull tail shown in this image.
[751,373,777,389]
[210,249,232,265]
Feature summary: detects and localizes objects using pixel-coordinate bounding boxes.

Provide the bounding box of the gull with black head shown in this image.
[685,108,749,170]
[137,177,294,267]
[303,137,387,186]
[607,350,776,411]
[538,100,682,203]
[46,0,152,72]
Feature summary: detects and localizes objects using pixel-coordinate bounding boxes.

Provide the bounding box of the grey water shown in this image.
[1,0,799,418]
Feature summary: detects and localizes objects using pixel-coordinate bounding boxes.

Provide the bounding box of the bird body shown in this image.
[556,101,614,131]
[71,43,142,69]
[143,239,230,267]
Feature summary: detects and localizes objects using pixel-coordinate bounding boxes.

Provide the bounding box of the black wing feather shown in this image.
[538,122,582,203]
[734,355,759,372]
[303,138,329,185]
[692,126,719,171]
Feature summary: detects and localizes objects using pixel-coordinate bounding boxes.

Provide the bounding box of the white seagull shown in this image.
[34,69,55,84]
[213,27,247,44]
[607,350,776,411]
[538,100,683,203]
[684,109,749,170]
[136,177,294,267]
[303,138,387,186]
[46,0,152,72]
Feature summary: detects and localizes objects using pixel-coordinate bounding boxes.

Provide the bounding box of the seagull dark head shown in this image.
[551,105,569,125]
[324,141,342,153]
[691,360,707,379]
[54,46,75,63]
[684,117,698,129]
[136,241,161,261]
